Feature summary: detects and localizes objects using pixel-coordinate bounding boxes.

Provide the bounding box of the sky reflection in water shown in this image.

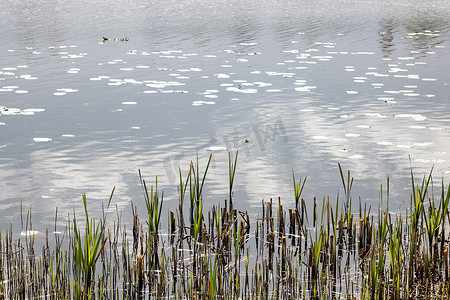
[0,0,450,231]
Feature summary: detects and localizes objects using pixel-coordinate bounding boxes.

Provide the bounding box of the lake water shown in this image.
[1,0,450,232]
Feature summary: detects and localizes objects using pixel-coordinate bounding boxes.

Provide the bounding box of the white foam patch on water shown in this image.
[345,133,360,137]
[409,125,426,129]
[266,89,282,92]
[20,75,38,80]
[413,142,433,147]
[397,144,412,149]
[62,134,75,137]
[143,90,158,93]
[312,136,328,140]
[204,95,218,98]
[124,79,143,84]
[346,91,358,94]
[20,230,39,236]
[395,114,427,121]
[266,72,295,77]
[33,137,52,142]
[67,68,80,74]
[422,78,437,81]
[254,82,272,87]
[132,127,140,129]
[216,73,230,79]
[404,74,419,80]
[356,125,371,128]
[192,101,215,106]
[20,111,35,115]
[205,146,227,151]
[349,154,364,159]
[204,55,217,58]
[57,88,78,93]
[295,86,317,92]
[377,141,393,146]
[299,109,315,112]
[3,86,18,89]
[53,92,67,96]
[429,127,444,131]
[365,113,387,118]
[15,90,28,94]
[388,68,408,73]
[1,107,21,115]
[327,107,340,110]
[122,102,137,105]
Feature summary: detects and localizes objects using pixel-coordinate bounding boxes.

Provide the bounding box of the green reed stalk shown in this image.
[72,188,114,298]
[139,171,163,269]
[208,252,218,299]
[338,163,353,214]
[178,167,191,236]
[388,215,403,299]
[292,169,306,211]
[229,151,238,211]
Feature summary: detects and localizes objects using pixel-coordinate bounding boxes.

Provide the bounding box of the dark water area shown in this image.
[1,0,450,233]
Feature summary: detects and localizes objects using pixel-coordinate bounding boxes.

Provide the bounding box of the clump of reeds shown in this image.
[1,153,450,299]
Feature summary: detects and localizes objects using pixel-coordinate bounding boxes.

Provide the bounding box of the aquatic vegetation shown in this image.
[1,155,450,299]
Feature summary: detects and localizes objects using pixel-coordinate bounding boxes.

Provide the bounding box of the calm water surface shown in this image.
[1,0,450,232]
